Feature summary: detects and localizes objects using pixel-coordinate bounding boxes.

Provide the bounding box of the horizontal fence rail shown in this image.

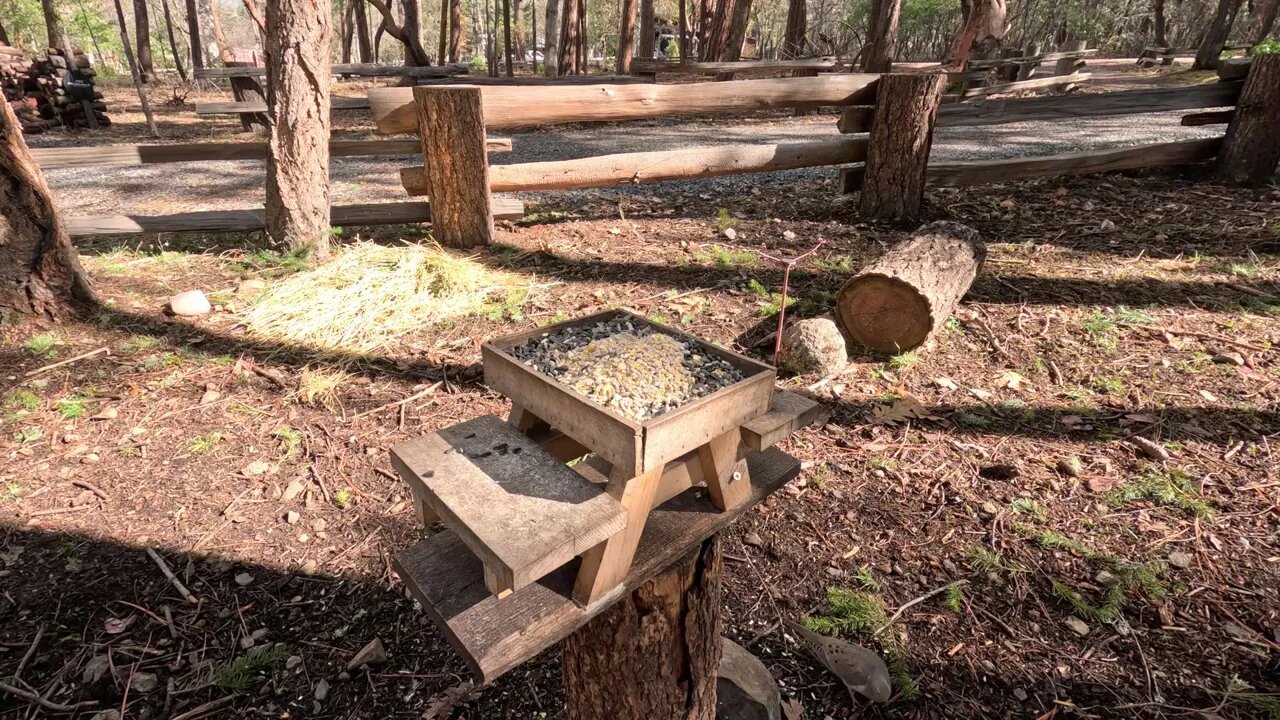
[31,138,512,168]
[194,63,470,79]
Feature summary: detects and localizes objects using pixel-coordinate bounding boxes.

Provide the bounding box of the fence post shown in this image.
[858,72,946,224]
[413,85,494,248]
[1215,54,1280,185]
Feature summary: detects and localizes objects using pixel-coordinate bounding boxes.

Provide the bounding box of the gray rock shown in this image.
[167,290,211,316]
[286,655,303,670]
[743,532,764,548]
[346,638,388,670]
[717,638,781,720]
[1212,352,1245,366]
[1095,570,1119,587]
[314,679,331,702]
[1064,616,1091,637]
[130,672,159,693]
[234,572,254,586]
[779,318,847,376]
[1168,551,1193,569]
[82,655,112,684]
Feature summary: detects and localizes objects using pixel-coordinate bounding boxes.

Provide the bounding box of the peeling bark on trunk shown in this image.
[863,0,901,72]
[1193,0,1243,69]
[561,537,722,720]
[265,0,333,259]
[0,101,94,320]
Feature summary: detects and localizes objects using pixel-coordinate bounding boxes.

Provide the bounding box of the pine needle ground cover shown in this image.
[241,242,522,354]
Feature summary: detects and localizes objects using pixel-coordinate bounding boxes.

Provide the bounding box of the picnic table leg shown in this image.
[562,534,722,720]
[572,463,665,606]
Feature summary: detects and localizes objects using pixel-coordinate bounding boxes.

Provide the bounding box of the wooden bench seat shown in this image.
[390,414,627,596]
[740,390,826,452]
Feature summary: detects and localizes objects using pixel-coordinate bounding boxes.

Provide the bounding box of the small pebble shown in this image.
[1212,352,1245,366]
[1064,616,1091,636]
[235,572,254,586]
[1168,551,1193,569]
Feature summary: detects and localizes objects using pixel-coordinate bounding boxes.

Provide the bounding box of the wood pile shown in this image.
[1,42,110,133]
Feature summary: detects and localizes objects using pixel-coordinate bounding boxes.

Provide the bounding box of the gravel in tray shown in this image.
[513,317,745,421]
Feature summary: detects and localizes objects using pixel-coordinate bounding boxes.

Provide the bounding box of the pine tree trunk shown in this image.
[438,0,449,65]
[161,0,188,80]
[402,0,430,64]
[113,0,160,136]
[703,0,737,61]
[265,0,333,259]
[183,0,204,69]
[949,0,1005,66]
[724,0,751,60]
[561,537,722,720]
[354,0,373,61]
[208,0,234,63]
[449,0,462,61]
[0,101,94,320]
[544,0,559,74]
[1193,0,1243,69]
[1152,0,1168,48]
[341,2,356,63]
[42,0,72,54]
[514,0,525,60]
[862,0,901,72]
[503,0,514,75]
[782,0,806,58]
[617,0,637,71]
[638,0,654,57]
[858,72,946,223]
[678,0,689,58]
[1216,53,1280,184]
[558,0,578,73]
[135,0,156,79]
[1247,0,1278,43]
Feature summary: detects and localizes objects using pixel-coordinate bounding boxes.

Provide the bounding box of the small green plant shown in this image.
[1113,307,1156,326]
[189,432,223,454]
[141,353,182,371]
[853,567,881,592]
[888,351,918,370]
[943,583,965,614]
[120,335,161,354]
[1082,312,1119,353]
[714,208,737,232]
[1225,262,1262,278]
[952,410,992,428]
[334,488,354,509]
[1250,36,1280,55]
[1107,470,1214,519]
[210,644,291,691]
[966,546,1024,575]
[868,456,898,471]
[14,426,42,443]
[544,313,570,326]
[803,587,890,637]
[5,390,41,413]
[695,245,757,268]
[815,255,855,272]
[944,316,965,335]
[2,480,22,502]
[1030,529,1098,558]
[24,333,59,358]
[57,399,87,419]
[1090,375,1126,395]
[231,248,311,277]
[478,287,529,322]
[273,427,302,461]
[1007,498,1047,521]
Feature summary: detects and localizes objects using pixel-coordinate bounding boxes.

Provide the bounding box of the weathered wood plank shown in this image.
[31,138,512,168]
[195,96,370,114]
[840,137,1224,191]
[630,56,840,74]
[1181,110,1234,126]
[370,75,881,133]
[402,138,869,194]
[390,415,626,594]
[937,82,1243,127]
[65,198,526,236]
[195,62,470,78]
[392,447,801,683]
[740,391,824,452]
[952,72,1090,101]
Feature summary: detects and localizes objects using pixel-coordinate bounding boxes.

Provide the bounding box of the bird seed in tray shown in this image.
[513,317,745,421]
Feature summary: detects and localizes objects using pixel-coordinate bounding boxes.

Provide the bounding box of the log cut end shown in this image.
[835,221,986,354]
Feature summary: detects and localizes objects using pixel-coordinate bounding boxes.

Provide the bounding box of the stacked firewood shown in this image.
[1,42,110,133]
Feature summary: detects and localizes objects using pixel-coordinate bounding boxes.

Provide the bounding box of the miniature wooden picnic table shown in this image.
[389,310,823,716]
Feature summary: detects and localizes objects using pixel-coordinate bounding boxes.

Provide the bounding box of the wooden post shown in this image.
[858,72,945,223]
[413,86,494,248]
[1215,54,1280,185]
[562,536,722,720]
[1055,39,1086,76]
[227,61,269,132]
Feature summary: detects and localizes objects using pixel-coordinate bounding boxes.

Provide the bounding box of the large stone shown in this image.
[168,290,211,316]
[717,637,781,720]
[778,317,847,376]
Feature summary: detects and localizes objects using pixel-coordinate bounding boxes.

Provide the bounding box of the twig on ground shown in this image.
[0,680,98,712]
[71,480,110,502]
[26,505,92,519]
[170,694,236,720]
[146,548,199,604]
[13,625,44,680]
[1124,323,1274,353]
[24,346,109,377]
[350,381,443,420]
[873,580,969,637]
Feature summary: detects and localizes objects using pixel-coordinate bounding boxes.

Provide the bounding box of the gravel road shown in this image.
[44,76,1229,216]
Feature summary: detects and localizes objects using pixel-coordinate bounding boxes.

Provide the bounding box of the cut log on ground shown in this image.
[369,75,880,132]
[1215,54,1280,184]
[858,72,946,223]
[401,137,869,193]
[412,86,493,248]
[835,221,986,353]
[561,536,722,720]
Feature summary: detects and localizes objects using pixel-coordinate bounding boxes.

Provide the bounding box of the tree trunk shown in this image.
[183,0,204,69]
[696,0,711,58]
[503,0,514,75]
[160,0,188,80]
[113,0,160,136]
[402,0,429,64]
[208,0,234,63]
[782,0,806,58]
[531,0,538,70]
[703,0,737,61]
[544,0,559,74]
[265,0,333,259]
[724,0,751,60]
[438,0,449,65]
[835,222,986,353]
[1152,0,1168,47]
[561,537,722,720]
[42,0,72,55]
[514,0,525,60]
[617,0,638,71]
[0,20,9,44]
[354,0,373,60]
[341,1,356,63]
[243,0,267,36]
[862,0,901,72]
[949,0,1005,67]
[412,86,493,247]
[449,0,462,61]
[678,0,688,58]
[558,0,578,73]
[0,101,94,321]
[1216,53,1280,184]
[858,72,945,224]
[1193,0,1243,69]
[576,0,586,71]
[638,0,654,57]
[1247,0,1278,43]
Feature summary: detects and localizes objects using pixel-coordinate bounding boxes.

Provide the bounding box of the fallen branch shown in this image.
[24,346,109,377]
[0,680,98,712]
[170,695,236,720]
[350,381,444,420]
[26,505,92,518]
[873,580,969,637]
[13,625,44,680]
[146,548,199,604]
[71,480,110,502]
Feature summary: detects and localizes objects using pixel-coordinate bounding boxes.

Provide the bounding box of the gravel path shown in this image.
[44,78,1229,215]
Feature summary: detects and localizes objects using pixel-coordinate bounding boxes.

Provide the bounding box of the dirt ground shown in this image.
[2,70,1279,720]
